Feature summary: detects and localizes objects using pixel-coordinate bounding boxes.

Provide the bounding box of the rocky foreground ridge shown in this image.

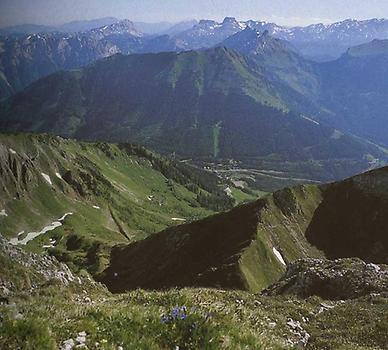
[264,258,388,300]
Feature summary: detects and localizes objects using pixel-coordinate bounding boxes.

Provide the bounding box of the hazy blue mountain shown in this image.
[133,21,173,35]
[134,20,197,35]
[221,30,388,148]
[0,47,385,182]
[0,24,57,36]
[282,18,388,60]
[159,19,198,36]
[0,20,144,100]
[171,17,247,50]
[0,18,119,36]
[3,16,388,100]
[3,20,388,155]
[58,17,119,32]
[168,17,388,60]
[316,39,388,146]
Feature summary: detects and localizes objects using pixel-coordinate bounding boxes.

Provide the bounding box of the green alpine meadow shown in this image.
[1,2,388,350]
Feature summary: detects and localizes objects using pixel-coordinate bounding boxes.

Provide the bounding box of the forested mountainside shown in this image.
[1,46,386,184]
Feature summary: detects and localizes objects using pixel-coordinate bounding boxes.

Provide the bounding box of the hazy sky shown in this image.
[1,0,388,27]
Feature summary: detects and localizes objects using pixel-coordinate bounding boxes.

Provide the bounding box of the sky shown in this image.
[1,0,388,27]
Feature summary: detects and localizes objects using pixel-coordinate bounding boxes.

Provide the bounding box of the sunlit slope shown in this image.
[0,133,242,273]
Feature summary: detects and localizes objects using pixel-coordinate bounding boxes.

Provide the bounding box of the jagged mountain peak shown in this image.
[222,17,238,24]
[90,19,143,37]
[221,27,295,57]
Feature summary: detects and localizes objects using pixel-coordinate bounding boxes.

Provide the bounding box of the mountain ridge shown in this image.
[1,46,384,183]
[100,165,388,293]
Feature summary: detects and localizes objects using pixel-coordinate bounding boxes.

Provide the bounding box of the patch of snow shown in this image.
[0,209,8,217]
[301,115,320,125]
[273,247,287,266]
[224,187,233,197]
[9,148,17,155]
[238,21,248,30]
[11,222,62,245]
[41,173,52,186]
[331,129,343,139]
[171,218,186,222]
[42,244,54,249]
[10,213,73,246]
[92,205,100,209]
[58,212,73,222]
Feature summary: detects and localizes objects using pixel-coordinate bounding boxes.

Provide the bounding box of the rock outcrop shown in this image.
[263,258,388,300]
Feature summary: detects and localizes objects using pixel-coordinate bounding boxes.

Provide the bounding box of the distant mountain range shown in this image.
[0,20,143,99]
[0,18,198,36]
[2,16,388,99]
[2,18,388,182]
[219,29,388,147]
[151,17,388,60]
[0,17,120,35]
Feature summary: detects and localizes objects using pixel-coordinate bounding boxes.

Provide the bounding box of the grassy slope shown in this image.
[0,134,206,237]
[1,280,387,350]
[0,133,244,274]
